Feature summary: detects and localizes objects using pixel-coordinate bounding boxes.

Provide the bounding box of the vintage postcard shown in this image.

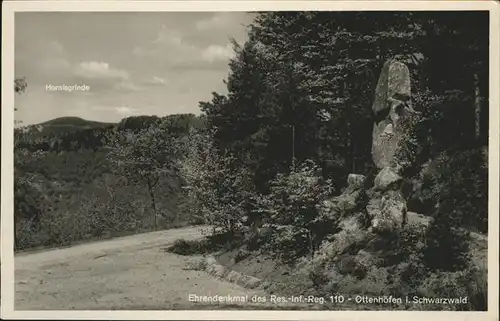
[2,1,499,320]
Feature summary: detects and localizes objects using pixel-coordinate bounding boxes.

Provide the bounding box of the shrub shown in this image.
[179,130,257,236]
[424,202,471,271]
[166,239,210,255]
[419,149,487,233]
[326,266,391,298]
[414,265,487,311]
[393,88,441,179]
[383,223,427,266]
[464,266,488,311]
[255,159,337,263]
[416,270,469,311]
[165,232,234,256]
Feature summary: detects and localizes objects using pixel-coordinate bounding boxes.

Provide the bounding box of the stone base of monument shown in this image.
[367,165,408,234]
[322,174,367,220]
[323,164,409,235]
[302,161,417,293]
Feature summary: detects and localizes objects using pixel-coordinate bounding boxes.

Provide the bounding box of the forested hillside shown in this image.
[14,114,204,250]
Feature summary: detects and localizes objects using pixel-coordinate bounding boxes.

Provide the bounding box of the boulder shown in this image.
[366,196,382,219]
[347,173,366,189]
[406,211,432,227]
[331,224,369,256]
[338,213,364,232]
[374,166,403,190]
[371,190,407,234]
[322,174,366,218]
[354,249,380,272]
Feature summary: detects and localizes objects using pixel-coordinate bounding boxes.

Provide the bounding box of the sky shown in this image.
[15,12,254,126]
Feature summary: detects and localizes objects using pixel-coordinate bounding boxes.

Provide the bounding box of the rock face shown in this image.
[372,60,413,169]
[322,174,366,219]
[374,166,402,190]
[370,189,407,233]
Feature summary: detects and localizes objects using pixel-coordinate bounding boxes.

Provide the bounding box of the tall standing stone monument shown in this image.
[367,59,415,233]
[323,59,415,234]
[371,60,412,169]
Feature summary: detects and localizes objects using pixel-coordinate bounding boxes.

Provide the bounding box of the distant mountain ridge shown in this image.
[15,114,204,152]
[40,117,115,127]
[37,117,115,135]
[16,117,116,138]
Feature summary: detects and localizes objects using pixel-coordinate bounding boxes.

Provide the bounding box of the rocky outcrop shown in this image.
[374,166,403,190]
[323,59,416,237]
[368,164,407,234]
[307,59,422,291]
[322,174,366,219]
[369,189,407,233]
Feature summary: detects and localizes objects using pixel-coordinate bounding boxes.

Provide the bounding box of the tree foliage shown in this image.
[179,129,256,235]
[106,121,182,227]
[256,159,337,263]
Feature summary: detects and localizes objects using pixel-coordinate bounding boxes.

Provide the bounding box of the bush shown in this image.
[166,239,212,255]
[416,266,486,311]
[165,232,236,256]
[255,159,337,263]
[419,149,487,233]
[383,223,427,266]
[179,130,257,236]
[464,266,488,311]
[424,202,471,271]
[326,266,391,298]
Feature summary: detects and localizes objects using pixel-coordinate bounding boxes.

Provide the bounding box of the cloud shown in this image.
[71,61,146,94]
[47,40,65,56]
[143,76,168,86]
[151,76,167,85]
[74,61,129,80]
[115,80,143,92]
[195,13,242,31]
[132,26,236,69]
[16,39,71,80]
[201,44,235,63]
[115,106,139,115]
[132,27,203,68]
[40,41,71,71]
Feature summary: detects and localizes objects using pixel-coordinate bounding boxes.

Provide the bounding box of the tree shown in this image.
[255,159,336,263]
[15,77,27,95]
[179,128,256,236]
[14,77,27,125]
[14,76,37,249]
[106,122,180,228]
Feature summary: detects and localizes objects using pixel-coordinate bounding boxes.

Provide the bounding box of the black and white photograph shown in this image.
[2,1,499,319]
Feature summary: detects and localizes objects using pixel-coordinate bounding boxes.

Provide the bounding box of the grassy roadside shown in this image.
[166,231,488,312]
[14,221,194,255]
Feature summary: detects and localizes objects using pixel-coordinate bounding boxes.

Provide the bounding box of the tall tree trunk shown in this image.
[292,124,296,170]
[342,81,354,174]
[14,220,18,250]
[147,179,157,229]
[474,72,482,142]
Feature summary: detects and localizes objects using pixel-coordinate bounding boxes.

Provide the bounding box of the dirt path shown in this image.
[15,226,264,310]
